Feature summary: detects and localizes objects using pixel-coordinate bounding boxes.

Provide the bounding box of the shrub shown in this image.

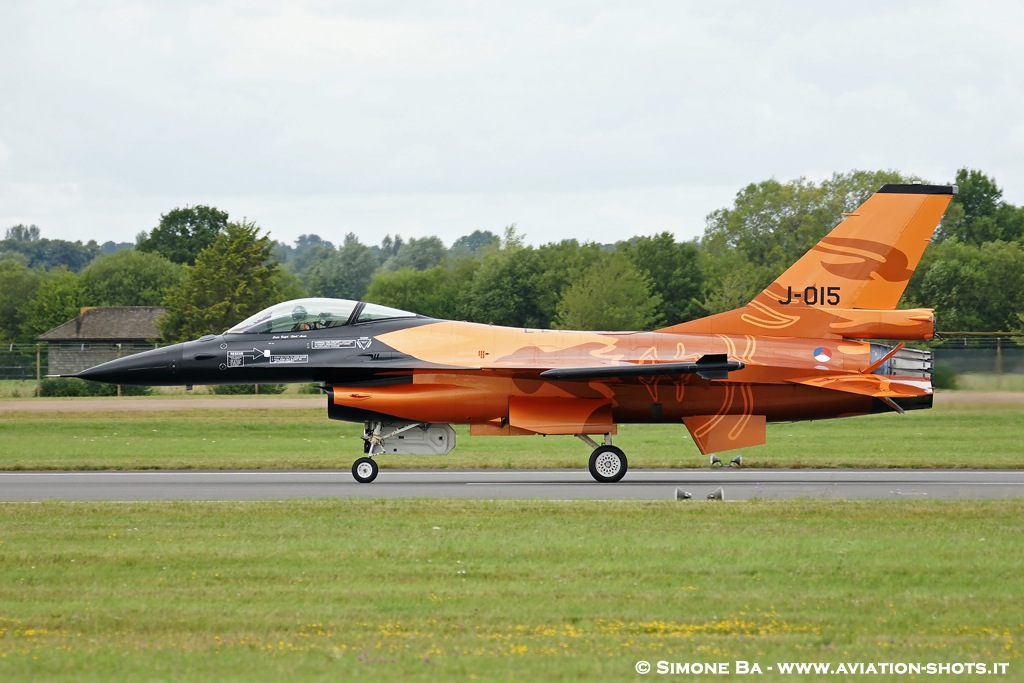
[210,383,287,395]
[932,362,958,390]
[39,378,151,397]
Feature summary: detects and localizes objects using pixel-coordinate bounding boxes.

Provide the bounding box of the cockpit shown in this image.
[225,298,418,335]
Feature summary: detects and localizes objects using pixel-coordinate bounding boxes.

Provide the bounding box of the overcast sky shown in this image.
[2,1,1022,249]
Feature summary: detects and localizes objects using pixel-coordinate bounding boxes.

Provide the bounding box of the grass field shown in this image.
[0,500,1021,681]
[1,395,1022,681]
[1,401,1022,471]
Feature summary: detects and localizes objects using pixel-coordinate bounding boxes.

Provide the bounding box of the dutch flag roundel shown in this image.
[813,347,832,363]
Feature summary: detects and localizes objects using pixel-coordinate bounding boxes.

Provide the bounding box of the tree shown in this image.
[449,230,500,259]
[137,205,229,265]
[18,267,85,340]
[532,240,607,327]
[5,224,41,241]
[555,252,663,330]
[618,233,704,324]
[936,169,1024,244]
[0,259,42,342]
[377,235,404,262]
[365,266,459,318]
[285,234,337,274]
[463,246,545,327]
[100,240,134,255]
[954,168,1002,225]
[905,240,1024,331]
[159,220,287,342]
[304,233,379,300]
[81,249,184,306]
[382,236,447,271]
[702,170,912,276]
[0,227,101,272]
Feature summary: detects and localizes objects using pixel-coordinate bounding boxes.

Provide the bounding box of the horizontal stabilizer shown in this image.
[788,374,931,398]
[539,354,742,381]
[683,414,767,454]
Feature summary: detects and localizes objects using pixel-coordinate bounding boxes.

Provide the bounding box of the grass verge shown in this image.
[1,402,1023,470]
[0,499,1021,681]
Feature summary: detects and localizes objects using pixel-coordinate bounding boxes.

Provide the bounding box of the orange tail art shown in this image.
[660,184,956,341]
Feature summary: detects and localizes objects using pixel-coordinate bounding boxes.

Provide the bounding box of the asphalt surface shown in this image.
[2,469,1023,502]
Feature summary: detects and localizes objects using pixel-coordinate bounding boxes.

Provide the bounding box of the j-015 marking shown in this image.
[777,285,841,306]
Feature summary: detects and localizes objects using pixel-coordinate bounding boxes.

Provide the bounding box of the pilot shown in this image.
[291,305,311,331]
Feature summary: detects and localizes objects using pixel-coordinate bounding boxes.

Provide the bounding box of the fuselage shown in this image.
[77,315,929,429]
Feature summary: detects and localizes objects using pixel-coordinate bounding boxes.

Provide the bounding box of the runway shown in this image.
[1,469,1023,501]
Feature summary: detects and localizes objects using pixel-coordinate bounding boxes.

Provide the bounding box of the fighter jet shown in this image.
[75,184,955,483]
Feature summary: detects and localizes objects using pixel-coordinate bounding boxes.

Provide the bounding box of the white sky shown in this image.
[2,1,1023,249]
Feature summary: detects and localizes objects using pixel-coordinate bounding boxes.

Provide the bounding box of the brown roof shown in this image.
[38,307,166,342]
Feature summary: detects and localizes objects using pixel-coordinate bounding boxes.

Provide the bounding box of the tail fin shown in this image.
[661,184,957,339]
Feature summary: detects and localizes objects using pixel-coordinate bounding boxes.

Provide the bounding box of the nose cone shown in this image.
[76,344,184,386]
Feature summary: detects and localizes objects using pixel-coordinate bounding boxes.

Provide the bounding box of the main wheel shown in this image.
[352,457,379,483]
[588,445,627,483]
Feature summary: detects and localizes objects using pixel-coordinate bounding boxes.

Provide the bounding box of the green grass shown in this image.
[1,402,1023,470]
[0,499,1021,681]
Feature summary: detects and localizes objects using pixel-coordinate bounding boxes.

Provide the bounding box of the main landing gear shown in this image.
[577,434,628,483]
[349,423,631,484]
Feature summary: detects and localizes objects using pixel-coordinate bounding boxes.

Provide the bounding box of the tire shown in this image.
[352,457,379,484]
[588,445,627,483]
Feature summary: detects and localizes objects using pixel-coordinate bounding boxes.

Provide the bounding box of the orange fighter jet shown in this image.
[76,183,956,483]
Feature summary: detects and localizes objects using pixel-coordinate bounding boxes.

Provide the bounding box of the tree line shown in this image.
[1,168,1022,345]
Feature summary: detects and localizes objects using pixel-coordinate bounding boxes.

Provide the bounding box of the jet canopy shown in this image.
[225,298,417,335]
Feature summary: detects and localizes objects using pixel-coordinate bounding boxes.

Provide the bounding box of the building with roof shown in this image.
[37,307,166,376]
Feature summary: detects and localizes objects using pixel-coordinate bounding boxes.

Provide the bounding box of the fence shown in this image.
[931,335,1024,374]
[0,344,45,381]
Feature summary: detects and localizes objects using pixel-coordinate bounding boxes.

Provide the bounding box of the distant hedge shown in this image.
[40,378,151,397]
[209,383,287,395]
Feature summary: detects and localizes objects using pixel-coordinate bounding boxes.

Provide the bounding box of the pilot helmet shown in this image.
[291,305,308,321]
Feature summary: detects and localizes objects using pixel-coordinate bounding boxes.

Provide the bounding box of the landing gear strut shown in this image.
[350,421,404,484]
[577,433,628,483]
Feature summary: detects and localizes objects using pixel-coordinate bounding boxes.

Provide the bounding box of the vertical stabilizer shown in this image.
[660,184,956,339]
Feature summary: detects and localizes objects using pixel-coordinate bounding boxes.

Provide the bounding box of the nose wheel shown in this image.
[352,457,379,484]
